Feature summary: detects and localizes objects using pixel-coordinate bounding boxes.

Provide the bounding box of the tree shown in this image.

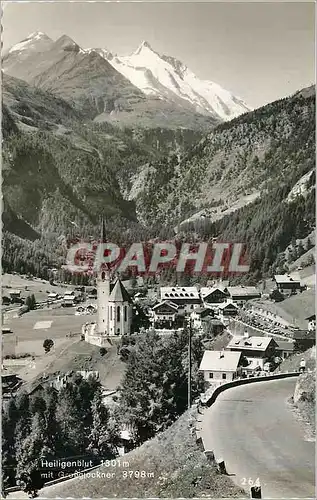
[118,330,204,444]
[16,413,47,498]
[88,388,118,458]
[25,294,36,311]
[43,339,54,353]
[55,383,86,456]
[99,347,107,356]
[2,399,20,490]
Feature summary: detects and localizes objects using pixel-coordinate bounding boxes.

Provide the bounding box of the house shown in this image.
[190,307,214,330]
[200,287,229,305]
[48,292,58,300]
[117,427,134,455]
[9,289,21,300]
[160,286,201,312]
[225,286,261,305]
[2,374,23,397]
[274,339,295,359]
[292,330,316,352]
[226,334,278,370]
[217,300,239,317]
[305,314,316,332]
[274,275,301,294]
[199,350,242,383]
[63,290,76,307]
[151,301,182,328]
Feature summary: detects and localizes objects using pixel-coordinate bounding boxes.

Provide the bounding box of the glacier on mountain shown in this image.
[89,40,251,121]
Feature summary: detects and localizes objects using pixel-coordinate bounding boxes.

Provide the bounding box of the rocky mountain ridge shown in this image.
[3,32,250,128]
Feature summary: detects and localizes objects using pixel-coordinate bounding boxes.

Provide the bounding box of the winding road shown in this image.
[201,378,315,499]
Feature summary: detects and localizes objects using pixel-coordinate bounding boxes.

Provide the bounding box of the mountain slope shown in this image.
[93,40,251,121]
[3,33,249,129]
[131,86,315,227]
[2,31,54,77]
[2,76,138,236]
[2,75,205,238]
[2,73,83,131]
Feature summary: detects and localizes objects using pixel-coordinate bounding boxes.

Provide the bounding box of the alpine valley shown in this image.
[2,32,315,282]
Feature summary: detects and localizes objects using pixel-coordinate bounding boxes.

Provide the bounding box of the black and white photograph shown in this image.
[1,1,315,498]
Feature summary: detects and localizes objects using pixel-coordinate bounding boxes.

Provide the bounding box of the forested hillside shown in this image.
[132,87,315,226]
[2,78,315,283]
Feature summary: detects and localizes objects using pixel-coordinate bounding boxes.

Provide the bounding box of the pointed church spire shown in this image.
[101,217,106,243]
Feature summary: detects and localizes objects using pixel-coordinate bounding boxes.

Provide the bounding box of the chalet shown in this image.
[225,286,261,305]
[9,289,21,300]
[274,275,301,294]
[160,287,201,312]
[226,334,278,370]
[199,350,242,383]
[305,314,316,332]
[274,339,294,359]
[200,287,229,305]
[151,301,181,328]
[63,290,75,307]
[190,307,214,330]
[217,300,239,317]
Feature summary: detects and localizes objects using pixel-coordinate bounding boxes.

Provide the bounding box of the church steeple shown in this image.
[97,218,110,335]
[101,217,106,243]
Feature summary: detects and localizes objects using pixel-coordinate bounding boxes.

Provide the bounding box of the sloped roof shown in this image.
[218,301,239,310]
[275,339,295,351]
[152,301,179,311]
[160,286,200,301]
[226,286,261,297]
[274,275,301,285]
[227,336,276,351]
[192,307,213,315]
[109,279,132,303]
[199,350,241,372]
[200,287,227,298]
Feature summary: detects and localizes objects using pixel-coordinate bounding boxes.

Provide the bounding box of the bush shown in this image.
[43,339,54,353]
[99,347,107,356]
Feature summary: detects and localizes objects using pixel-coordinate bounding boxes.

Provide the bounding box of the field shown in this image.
[2,273,77,304]
[2,299,126,389]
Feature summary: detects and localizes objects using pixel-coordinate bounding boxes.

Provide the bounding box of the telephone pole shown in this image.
[188,316,192,409]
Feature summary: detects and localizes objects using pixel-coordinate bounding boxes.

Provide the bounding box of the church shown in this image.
[83,221,133,345]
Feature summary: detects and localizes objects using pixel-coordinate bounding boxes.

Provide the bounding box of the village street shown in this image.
[200,377,315,499]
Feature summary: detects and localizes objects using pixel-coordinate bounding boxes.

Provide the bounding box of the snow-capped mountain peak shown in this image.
[5,32,251,122]
[95,41,251,121]
[8,31,52,54]
[134,40,155,54]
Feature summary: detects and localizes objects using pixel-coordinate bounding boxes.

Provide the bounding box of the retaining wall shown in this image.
[201,371,300,408]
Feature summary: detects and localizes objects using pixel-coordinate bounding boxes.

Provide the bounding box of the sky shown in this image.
[2,1,315,109]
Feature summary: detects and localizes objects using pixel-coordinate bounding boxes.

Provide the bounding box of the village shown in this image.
[2,262,315,396]
[1,245,316,496]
